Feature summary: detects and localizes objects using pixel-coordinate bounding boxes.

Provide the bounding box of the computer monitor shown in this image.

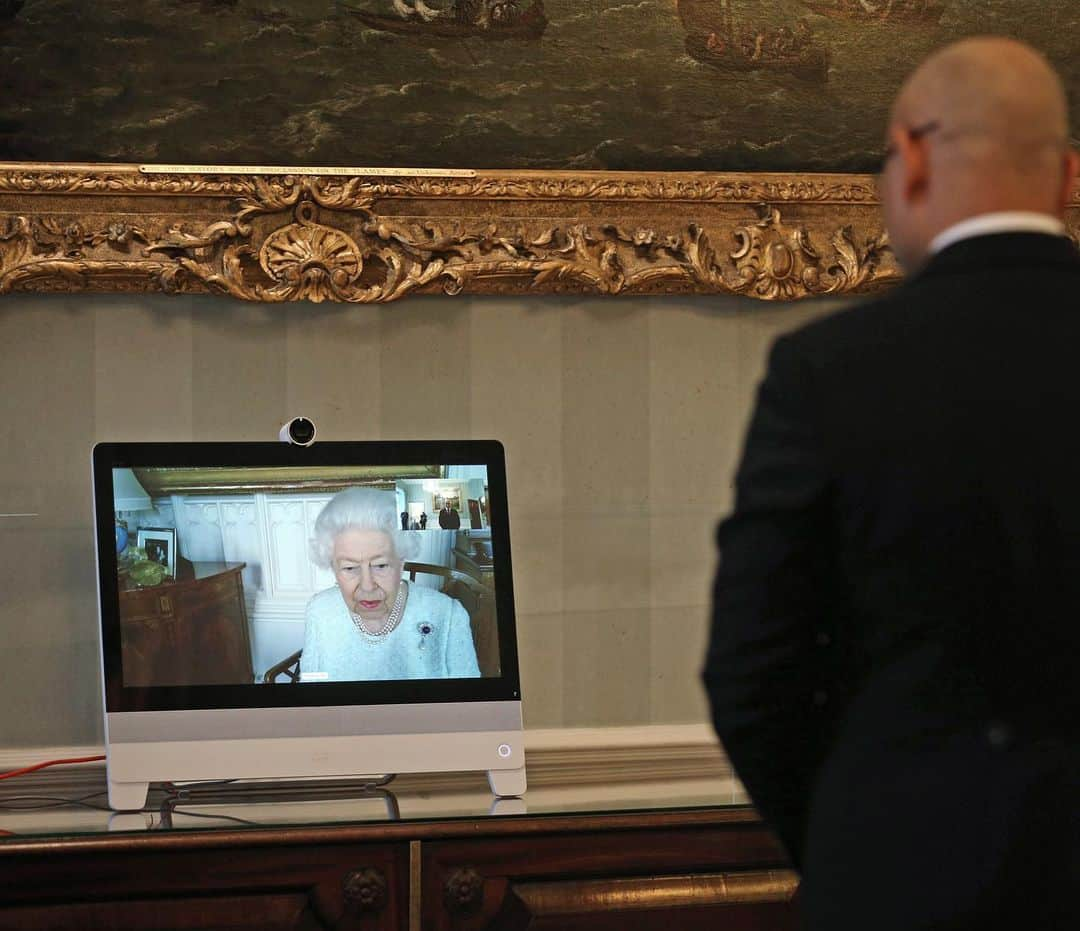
[92,440,524,810]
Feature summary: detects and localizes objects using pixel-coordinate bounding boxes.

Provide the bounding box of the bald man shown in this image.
[704,38,1080,930]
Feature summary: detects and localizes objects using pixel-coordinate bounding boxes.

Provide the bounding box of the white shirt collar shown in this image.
[929,211,1067,257]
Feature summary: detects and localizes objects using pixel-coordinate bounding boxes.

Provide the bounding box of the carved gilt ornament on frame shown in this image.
[1,164,1077,304]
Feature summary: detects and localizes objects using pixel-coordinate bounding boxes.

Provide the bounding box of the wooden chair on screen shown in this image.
[262,561,498,682]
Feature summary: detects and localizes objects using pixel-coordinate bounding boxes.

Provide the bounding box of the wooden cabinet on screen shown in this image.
[118,560,254,686]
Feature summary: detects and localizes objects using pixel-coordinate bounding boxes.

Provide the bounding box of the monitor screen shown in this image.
[92,441,521,713]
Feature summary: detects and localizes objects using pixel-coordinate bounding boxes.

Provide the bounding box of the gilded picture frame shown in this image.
[0,164,918,304]
[131,465,440,496]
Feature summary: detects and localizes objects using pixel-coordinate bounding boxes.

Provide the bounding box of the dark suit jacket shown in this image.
[704,233,1080,930]
[438,507,460,529]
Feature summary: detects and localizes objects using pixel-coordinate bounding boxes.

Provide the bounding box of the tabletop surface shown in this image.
[0,772,751,845]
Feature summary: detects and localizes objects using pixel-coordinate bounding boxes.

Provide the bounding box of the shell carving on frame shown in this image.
[258,203,364,303]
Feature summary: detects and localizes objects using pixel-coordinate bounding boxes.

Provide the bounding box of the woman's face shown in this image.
[332,528,404,623]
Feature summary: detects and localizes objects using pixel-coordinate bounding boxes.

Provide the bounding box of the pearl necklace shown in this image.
[350,581,408,640]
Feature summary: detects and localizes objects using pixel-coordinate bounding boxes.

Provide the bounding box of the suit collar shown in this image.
[917,231,1080,280]
[928,212,1066,255]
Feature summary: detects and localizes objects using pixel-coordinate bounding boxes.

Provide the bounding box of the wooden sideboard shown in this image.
[119,560,253,686]
[0,804,798,930]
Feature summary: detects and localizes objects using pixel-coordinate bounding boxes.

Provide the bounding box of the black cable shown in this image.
[162,808,259,827]
[160,779,239,791]
[0,792,113,812]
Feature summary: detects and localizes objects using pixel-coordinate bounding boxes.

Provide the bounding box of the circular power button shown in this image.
[497,743,512,759]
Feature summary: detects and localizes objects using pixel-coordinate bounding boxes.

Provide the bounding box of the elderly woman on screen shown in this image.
[302,487,480,682]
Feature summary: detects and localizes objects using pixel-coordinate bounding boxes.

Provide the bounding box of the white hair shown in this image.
[309,486,420,569]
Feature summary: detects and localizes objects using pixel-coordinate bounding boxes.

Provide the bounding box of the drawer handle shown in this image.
[444,866,484,916]
[512,869,800,913]
[342,867,388,915]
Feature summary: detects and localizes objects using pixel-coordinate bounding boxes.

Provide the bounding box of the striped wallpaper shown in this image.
[0,289,846,748]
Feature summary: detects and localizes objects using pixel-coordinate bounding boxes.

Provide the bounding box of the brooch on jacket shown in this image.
[417,622,434,650]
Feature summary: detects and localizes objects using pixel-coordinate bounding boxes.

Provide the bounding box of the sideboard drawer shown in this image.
[0,840,408,931]
[421,821,799,930]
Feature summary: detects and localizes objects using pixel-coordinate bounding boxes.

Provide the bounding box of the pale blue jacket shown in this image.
[301,583,480,682]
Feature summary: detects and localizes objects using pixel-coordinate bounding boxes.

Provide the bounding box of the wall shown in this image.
[0,289,848,749]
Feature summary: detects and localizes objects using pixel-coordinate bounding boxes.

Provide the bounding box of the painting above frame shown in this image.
[1,0,1079,303]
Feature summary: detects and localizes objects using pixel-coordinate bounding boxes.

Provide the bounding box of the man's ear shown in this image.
[895,125,931,203]
[1057,148,1079,215]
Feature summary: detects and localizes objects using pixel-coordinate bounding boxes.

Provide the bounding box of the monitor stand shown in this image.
[110,766,528,811]
[488,796,527,816]
[487,765,526,797]
[109,780,153,812]
[103,705,527,810]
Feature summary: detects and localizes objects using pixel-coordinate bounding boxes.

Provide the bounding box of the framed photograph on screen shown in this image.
[137,527,177,578]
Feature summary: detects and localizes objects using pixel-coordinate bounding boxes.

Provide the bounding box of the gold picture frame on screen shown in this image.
[0,1,1077,304]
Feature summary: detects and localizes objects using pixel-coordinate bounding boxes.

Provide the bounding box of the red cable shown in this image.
[0,755,106,781]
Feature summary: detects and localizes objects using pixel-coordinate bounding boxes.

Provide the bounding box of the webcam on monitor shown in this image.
[279,416,317,447]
